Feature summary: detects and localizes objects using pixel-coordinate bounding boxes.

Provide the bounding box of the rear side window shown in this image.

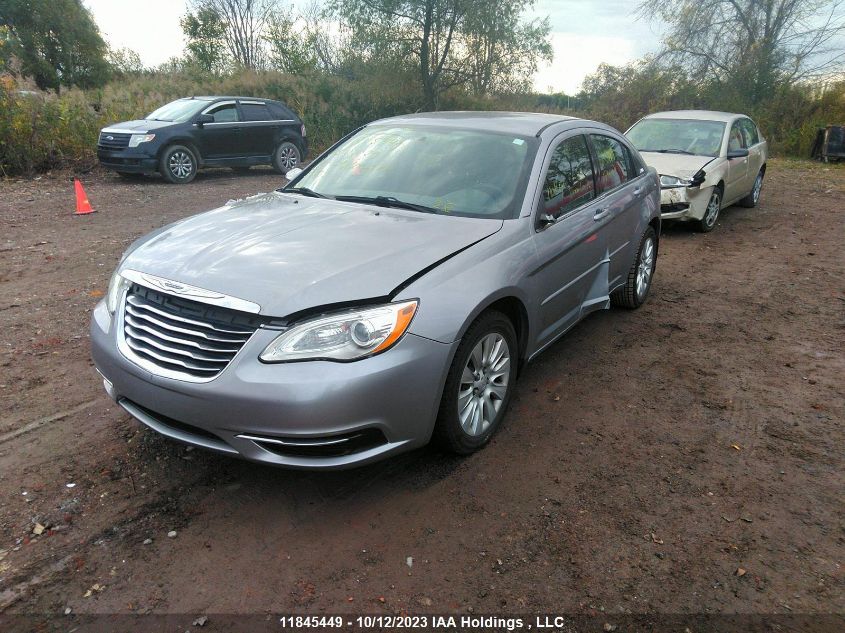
[240,103,272,121]
[206,103,239,123]
[542,135,596,219]
[267,102,296,120]
[590,134,630,194]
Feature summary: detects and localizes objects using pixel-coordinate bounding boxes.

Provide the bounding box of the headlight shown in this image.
[260,300,418,362]
[128,133,155,148]
[659,174,692,188]
[106,270,131,314]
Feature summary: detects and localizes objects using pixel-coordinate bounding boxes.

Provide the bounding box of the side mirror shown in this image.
[285,167,303,181]
[195,113,214,126]
[727,148,749,159]
[536,212,556,230]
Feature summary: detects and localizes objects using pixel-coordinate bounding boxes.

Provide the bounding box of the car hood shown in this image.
[639,152,718,179]
[102,119,178,133]
[121,192,503,318]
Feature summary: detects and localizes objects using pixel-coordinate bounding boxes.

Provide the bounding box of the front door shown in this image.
[531,133,608,351]
[724,120,749,203]
[197,101,243,160]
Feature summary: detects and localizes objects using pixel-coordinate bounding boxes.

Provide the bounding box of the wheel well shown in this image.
[760,163,766,176]
[483,297,529,367]
[648,217,661,252]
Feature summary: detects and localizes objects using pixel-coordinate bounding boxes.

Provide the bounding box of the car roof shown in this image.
[180,96,281,103]
[371,111,592,136]
[642,110,748,123]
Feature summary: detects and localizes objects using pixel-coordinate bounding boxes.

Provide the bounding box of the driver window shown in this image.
[728,122,746,152]
[206,103,239,123]
[542,135,595,219]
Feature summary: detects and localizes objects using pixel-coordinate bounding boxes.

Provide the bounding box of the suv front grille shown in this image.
[120,284,262,381]
[98,132,131,150]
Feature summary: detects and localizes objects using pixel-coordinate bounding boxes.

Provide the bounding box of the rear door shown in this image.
[197,101,243,160]
[531,132,607,350]
[237,100,277,157]
[587,133,644,288]
[724,119,749,203]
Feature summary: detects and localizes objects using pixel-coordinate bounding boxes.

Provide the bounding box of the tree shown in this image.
[264,9,319,74]
[0,0,110,91]
[335,0,469,109]
[188,0,279,70]
[639,0,845,104]
[181,5,229,73]
[461,0,552,95]
[335,0,552,109]
[107,47,144,77]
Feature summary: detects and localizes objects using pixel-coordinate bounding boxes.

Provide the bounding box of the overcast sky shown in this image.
[83,0,666,94]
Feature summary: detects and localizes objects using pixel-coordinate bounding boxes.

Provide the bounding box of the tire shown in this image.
[272,141,301,174]
[611,226,657,309]
[697,186,722,232]
[739,169,764,208]
[433,311,517,454]
[159,145,198,184]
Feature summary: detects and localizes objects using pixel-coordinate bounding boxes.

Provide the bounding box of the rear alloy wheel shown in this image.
[272,141,301,174]
[697,187,721,232]
[434,311,517,454]
[612,226,657,309]
[160,145,197,184]
[739,170,764,207]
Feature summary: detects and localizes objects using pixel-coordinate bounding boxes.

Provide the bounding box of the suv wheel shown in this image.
[160,145,198,184]
[272,141,301,174]
[611,226,657,309]
[434,311,517,454]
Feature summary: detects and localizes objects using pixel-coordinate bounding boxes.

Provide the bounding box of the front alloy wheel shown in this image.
[435,311,517,454]
[458,333,511,437]
[160,145,197,184]
[698,187,721,232]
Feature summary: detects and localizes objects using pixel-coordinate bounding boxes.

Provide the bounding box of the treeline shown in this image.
[1,0,843,176]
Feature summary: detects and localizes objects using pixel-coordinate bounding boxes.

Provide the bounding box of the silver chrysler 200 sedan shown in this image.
[91,112,661,469]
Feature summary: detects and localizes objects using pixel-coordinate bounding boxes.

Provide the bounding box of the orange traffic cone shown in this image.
[74,178,95,215]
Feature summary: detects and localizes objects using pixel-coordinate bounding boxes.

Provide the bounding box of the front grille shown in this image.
[120,284,262,380]
[98,132,131,150]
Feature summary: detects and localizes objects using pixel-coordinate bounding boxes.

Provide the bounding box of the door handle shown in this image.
[633,187,643,197]
[593,208,610,221]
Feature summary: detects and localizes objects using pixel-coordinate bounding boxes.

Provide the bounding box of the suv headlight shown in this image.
[128,133,155,148]
[106,270,131,314]
[260,301,418,362]
[659,174,692,188]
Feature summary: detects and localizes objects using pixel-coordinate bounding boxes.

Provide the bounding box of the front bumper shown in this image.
[659,186,712,221]
[90,300,455,469]
[97,148,159,173]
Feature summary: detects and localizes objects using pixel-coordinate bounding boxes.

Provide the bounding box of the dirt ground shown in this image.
[0,161,843,627]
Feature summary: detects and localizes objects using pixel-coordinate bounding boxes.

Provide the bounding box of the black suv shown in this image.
[97,96,308,183]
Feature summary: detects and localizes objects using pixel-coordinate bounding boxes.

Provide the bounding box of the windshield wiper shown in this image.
[334,195,440,214]
[283,187,329,199]
[653,149,696,155]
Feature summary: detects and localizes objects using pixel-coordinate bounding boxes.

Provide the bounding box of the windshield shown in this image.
[627,118,726,157]
[288,125,537,218]
[146,99,209,123]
